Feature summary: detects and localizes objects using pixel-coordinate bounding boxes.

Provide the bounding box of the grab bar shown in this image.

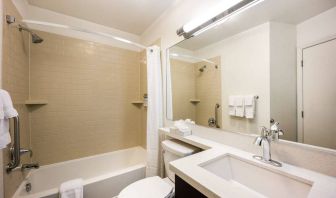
[214,103,220,128]
[6,116,20,173]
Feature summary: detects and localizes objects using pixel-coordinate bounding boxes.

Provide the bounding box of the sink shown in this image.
[200,154,313,198]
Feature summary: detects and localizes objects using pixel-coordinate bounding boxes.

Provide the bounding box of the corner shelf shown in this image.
[25,100,48,105]
[189,99,200,104]
[131,101,144,105]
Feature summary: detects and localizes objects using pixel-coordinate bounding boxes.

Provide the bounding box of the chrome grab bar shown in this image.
[6,116,39,173]
[6,116,20,173]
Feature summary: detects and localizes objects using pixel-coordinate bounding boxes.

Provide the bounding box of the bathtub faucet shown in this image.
[21,163,39,171]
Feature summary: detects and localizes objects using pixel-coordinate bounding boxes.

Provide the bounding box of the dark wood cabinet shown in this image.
[175,175,207,198]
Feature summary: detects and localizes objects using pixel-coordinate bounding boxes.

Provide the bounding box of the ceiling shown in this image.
[27,0,176,35]
[177,0,336,50]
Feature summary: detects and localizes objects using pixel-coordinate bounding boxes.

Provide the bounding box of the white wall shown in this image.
[12,0,142,51]
[297,6,336,47]
[269,22,297,141]
[194,23,271,134]
[296,6,336,143]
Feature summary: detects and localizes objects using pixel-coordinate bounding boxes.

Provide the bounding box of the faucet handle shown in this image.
[20,149,33,157]
[260,126,269,136]
[278,129,284,136]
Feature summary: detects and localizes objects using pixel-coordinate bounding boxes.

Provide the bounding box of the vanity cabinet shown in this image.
[175,175,207,198]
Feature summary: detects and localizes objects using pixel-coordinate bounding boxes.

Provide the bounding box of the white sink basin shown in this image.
[200,154,313,198]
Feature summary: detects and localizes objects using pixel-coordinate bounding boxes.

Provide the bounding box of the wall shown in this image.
[171,59,196,121]
[29,30,142,165]
[2,1,31,197]
[297,7,336,47]
[269,22,297,141]
[170,56,221,127]
[194,57,221,127]
[296,6,336,143]
[12,0,141,52]
[195,23,270,134]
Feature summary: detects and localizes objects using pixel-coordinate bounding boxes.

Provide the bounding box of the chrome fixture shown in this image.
[18,25,44,43]
[6,15,44,44]
[199,65,206,72]
[21,163,39,171]
[177,0,264,38]
[25,183,32,193]
[6,116,39,173]
[208,103,220,128]
[7,116,21,172]
[252,121,284,167]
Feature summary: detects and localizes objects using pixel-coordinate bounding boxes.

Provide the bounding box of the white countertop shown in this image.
[160,128,336,198]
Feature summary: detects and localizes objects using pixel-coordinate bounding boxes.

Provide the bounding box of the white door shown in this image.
[302,38,336,149]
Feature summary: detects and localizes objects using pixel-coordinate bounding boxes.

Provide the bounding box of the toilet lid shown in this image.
[118,176,173,198]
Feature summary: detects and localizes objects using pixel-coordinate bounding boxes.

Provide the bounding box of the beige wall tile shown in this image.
[2,0,31,197]
[29,31,144,165]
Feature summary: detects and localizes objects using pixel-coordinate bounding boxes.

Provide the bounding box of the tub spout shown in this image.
[21,163,39,171]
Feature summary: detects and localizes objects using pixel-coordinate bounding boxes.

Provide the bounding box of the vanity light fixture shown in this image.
[177,0,264,39]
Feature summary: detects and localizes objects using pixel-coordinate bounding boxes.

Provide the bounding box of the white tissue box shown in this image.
[170,127,192,136]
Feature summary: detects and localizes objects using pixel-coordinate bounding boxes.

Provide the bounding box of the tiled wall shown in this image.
[171,59,196,121]
[171,57,221,127]
[29,31,144,165]
[2,0,31,197]
[195,57,221,127]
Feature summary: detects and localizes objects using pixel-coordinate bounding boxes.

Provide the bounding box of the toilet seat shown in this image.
[118,176,174,198]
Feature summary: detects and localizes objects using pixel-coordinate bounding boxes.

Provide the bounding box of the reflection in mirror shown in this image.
[167,0,336,150]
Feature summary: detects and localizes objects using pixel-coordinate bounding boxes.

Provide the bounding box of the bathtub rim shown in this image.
[13,146,146,198]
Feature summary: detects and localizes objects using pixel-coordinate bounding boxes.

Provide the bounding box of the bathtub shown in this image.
[13,147,146,198]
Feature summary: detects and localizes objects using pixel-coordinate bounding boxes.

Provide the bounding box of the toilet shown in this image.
[118,139,199,198]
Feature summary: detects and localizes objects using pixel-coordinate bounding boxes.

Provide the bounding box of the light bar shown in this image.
[177,0,264,39]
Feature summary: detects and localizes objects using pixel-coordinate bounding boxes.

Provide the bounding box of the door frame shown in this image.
[297,35,336,143]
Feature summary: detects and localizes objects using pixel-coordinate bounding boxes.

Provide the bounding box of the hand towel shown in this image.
[228,96,236,116]
[0,89,18,118]
[59,179,83,198]
[174,120,191,133]
[234,96,245,117]
[0,89,17,149]
[244,95,255,119]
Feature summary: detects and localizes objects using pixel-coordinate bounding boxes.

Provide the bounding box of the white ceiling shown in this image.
[27,0,176,35]
[177,0,336,50]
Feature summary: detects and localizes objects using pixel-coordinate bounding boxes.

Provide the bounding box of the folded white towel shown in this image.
[228,96,236,116]
[235,96,245,117]
[0,89,17,149]
[0,89,18,118]
[59,179,83,198]
[174,120,191,133]
[184,119,195,125]
[244,95,256,119]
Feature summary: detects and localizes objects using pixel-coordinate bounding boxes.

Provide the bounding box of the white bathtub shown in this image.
[13,147,146,198]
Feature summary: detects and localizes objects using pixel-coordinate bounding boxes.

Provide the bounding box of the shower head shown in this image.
[18,25,44,44]
[199,65,206,72]
[31,33,44,43]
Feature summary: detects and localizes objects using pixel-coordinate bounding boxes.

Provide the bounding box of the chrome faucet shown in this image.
[21,163,39,171]
[253,121,284,167]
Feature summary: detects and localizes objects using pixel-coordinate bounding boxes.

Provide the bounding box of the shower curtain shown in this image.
[166,49,173,120]
[146,46,163,177]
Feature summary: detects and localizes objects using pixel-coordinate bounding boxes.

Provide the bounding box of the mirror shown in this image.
[167,0,336,150]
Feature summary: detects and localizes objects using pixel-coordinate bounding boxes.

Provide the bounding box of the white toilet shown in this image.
[118,139,199,198]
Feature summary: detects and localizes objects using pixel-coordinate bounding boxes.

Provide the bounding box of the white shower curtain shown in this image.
[166,49,173,120]
[146,46,163,177]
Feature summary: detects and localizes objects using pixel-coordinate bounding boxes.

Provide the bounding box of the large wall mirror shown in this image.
[166,0,336,150]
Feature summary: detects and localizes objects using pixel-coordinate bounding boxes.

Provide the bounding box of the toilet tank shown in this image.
[161,139,200,182]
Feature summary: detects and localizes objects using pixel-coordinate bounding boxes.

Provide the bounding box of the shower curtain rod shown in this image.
[21,19,147,49]
[170,52,215,64]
